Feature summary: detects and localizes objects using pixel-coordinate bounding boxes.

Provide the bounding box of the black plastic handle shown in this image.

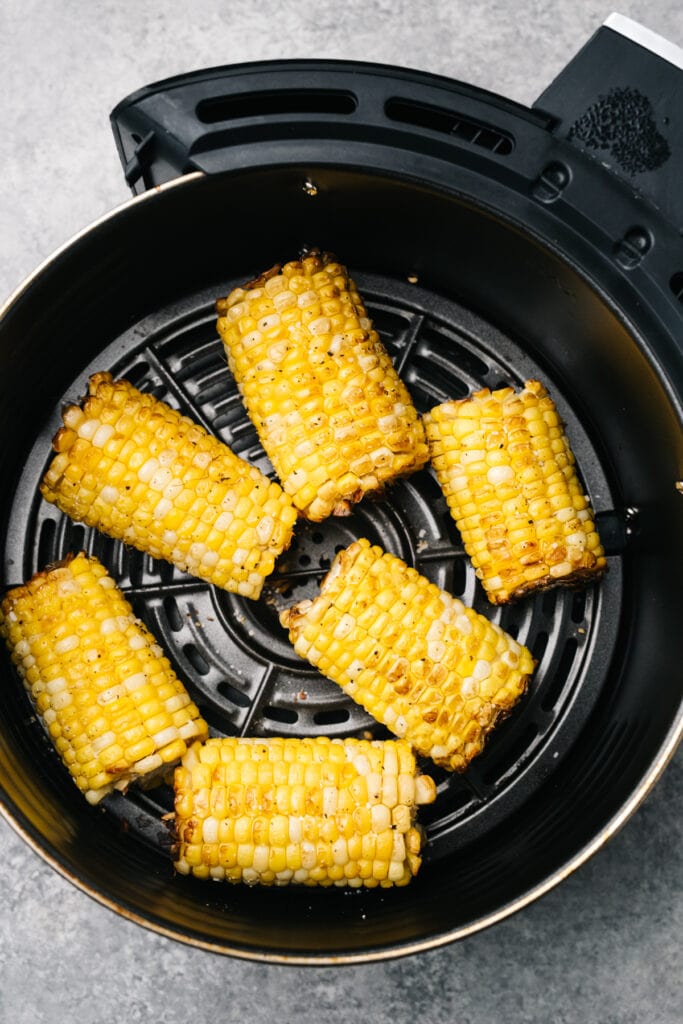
[534,13,683,230]
[109,31,683,343]
[109,59,553,195]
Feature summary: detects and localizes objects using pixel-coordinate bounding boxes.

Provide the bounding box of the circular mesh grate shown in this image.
[4,272,622,860]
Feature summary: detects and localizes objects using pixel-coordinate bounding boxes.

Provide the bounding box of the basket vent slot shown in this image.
[37,517,57,570]
[313,708,351,726]
[163,596,183,632]
[183,644,210,676]
[541,637,579,712]
[669,271,683,302]
[263,705,298,725]
[216,679,250,708]
[385,97,514,154]
[197,89,357,124]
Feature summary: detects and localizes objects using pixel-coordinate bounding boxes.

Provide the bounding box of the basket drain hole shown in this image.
[217,679,251,708]
[263,705,298,725]
[184,644,210,676]
[163,596,184,632]
[541,637,579,712]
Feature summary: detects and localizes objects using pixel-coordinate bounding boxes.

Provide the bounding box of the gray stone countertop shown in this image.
[0,2,681,1021]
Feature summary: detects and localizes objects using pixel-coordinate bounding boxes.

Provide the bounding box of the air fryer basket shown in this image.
[0,19,682,962]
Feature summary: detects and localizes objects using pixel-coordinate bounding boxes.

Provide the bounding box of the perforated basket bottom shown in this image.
[4,271,621,863]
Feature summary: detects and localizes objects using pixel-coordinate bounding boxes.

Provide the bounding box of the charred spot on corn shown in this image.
[215,250,429,522]
[424,380,607,605]
[280,538,534,773]
[172,736,436,887]
[0,552,209,805]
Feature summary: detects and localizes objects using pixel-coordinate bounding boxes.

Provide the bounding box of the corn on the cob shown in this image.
[216,251,429,521]
[40,372,298,600]
[173,735,436,887]
[0,552,208,804]
[424,380,607,604]
[280,539,534,772]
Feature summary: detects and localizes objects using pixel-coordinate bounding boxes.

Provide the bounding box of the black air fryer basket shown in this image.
[0,15,681,962]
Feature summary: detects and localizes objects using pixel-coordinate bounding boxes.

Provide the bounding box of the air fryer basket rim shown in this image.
[1,694,680,965]
[1,161,682,961]
[2,25,679,966]
[3,20,683,961]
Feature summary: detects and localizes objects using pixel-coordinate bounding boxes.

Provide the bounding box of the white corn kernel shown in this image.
[100,615,132,635]
[124,672,148,692]
[164,693,190,714]
[308,316,331,336]
[202,816,219,843]
[134,753,163,774]
[100,485,119,504]
[46,677,68,695]
[242,330,262,349]
[152,726,180,748]
[54,635,78,654]
[487,464,514,486]
[51,691,73,711]
[214,510,233,532]
[92,423,115,448]
[137,457,159,483]
[149,467,173,493]
[77,419,99,441]
[473,659,492,680]
[97,684,127,704]
[179,720,205,740]
[334,614,355,640]
[332,837,349,866]
[91,731,117,755]
[371,804,392,832]
[273,290,297,311]
[322,786,338,817]
[255,515,275,545]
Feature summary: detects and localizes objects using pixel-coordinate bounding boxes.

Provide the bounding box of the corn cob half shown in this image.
[40,372,298,600]
[173,736,436,887]
[216,251,429,521]
[424,380,607,604]
[0,552,208,804]
[280,539,534,772]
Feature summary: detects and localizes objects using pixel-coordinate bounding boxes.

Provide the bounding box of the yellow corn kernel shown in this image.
[216,251,429,521]
[423,380,607,604]
[0,553,209,804]
[41,372,297,600]
[172,736,435,887]
[280,538,534,772]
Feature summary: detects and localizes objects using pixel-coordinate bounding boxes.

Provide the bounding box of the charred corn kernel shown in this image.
[40,372,297,600]
[424,380,607,604]
[0,553,208,804]
[173,736,436,887]
[280,538,534,772]
[216,251,428,521]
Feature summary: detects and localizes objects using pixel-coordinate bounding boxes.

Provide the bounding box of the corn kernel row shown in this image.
[0,552,208,803]
[216,252,429,521]
[8,261,608,893]
[424,380,606,603]
[173,736,436,886]
[281,538,534,771]
[41,372,298,600]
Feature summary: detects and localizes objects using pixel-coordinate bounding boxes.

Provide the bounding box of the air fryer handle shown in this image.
[534,14,683,229]
[109,59,551,196]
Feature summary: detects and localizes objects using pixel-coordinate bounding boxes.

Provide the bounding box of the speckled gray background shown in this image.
[0,2,681,1021]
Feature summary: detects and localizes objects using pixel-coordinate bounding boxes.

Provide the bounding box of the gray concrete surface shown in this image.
[0,2,681,1021]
